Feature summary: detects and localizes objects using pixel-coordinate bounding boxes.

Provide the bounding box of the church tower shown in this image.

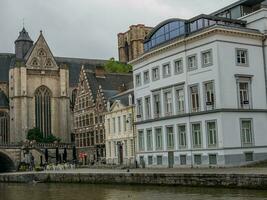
[14,28,33,59]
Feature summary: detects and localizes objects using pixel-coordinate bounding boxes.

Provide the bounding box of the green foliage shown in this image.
[104,58,132,73]
[27,128,60,143]
[27,128,43,142]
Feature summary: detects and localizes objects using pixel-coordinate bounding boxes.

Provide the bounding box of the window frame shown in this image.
[240,118,254,147]
[203,80,215,111]
[174,58,183,75]
[236,48,249,67]
[191,122,202,149]
[236,77,252,109]
[189,84,200,113]
[177,124,187,149]
[175,85,185,114]
[152,66,160,81]
[146,128,153,151]
[187,54,198,71]
[138,129,145,152]
[201,49,213,67]
[166,125,175,150]
[206,120,218,148]
[162,62,171,78]
[144,95,152,120]
[155,127,163,150]
[163,88,173,116]
[153,91,162,118]
[135,73,142,87]
[143,70,150,84]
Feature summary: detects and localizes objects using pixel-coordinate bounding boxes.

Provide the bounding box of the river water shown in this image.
[1,183,267,200]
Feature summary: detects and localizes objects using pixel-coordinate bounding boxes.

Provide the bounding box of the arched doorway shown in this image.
[35,86,52,138]
[0,152,15,173]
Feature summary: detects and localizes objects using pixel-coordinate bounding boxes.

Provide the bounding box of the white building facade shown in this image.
[105,90,136,166]
[131,3,267,167]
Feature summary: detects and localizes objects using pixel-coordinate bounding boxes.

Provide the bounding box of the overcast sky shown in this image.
[0,0,237,60]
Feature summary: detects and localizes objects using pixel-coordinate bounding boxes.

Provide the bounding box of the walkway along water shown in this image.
[1,168,267,189]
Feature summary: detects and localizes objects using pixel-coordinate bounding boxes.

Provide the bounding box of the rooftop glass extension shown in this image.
[144,15,246,52]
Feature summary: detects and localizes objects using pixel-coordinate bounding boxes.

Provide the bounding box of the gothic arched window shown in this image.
[0,112,9,144]
[38,49,46,57]
[31,58,39,66]
[35,86,52,138]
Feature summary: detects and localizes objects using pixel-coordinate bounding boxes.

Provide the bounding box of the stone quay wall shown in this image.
[1,172,267,189]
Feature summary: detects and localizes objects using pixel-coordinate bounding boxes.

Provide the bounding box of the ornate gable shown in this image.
[25,31,58,70]
[95,87,106,113]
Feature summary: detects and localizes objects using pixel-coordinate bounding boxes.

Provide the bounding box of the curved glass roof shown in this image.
[144,15,246,52]
[144,19,186,52]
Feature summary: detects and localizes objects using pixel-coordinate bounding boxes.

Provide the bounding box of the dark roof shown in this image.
[211,0,265,16]
[109,89,134,106]
[85,71,133,100]
[0,54,14,82]
[0,90,9,108]
[55,57,107,87]
[15,27,33,43]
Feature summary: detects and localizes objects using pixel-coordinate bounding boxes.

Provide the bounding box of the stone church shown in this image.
[0,28,106,144]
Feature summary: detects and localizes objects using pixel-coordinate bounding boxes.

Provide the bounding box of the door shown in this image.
[168,151,174,168]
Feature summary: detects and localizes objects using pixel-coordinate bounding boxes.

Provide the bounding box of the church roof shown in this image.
[0,54,15,82]
[55,57,107,87]
[85,69,133,100]
[15,27,33,43]
[0,90,9,108]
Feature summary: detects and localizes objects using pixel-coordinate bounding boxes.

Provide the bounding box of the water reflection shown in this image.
[1,183,267,200]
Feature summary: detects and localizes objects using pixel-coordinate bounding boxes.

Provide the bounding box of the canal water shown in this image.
[1,183,267,200]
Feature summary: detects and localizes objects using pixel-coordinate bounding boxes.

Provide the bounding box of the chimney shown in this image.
[95,66,106,78]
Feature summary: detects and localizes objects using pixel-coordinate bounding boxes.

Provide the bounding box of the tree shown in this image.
[27,128,60,143]
[104,58,132,73]
[27,128,43,142]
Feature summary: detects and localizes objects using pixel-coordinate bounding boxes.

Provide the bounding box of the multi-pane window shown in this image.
[135,73,141,87]
[112,117,116,133]
[146,129,153,151]
[166,126,174,149]
[155,127,163,150]
[204,82,215,110]
[152,67,160,81]
[164,90,173,116]
[174,59,183,74]
[136,98,143,120]
[194,154,202,165]
[143,70,150,84]
[209,154,217,165]
[123,115,127,132]
[178,124,187,149]
[236,49,248,66]
[241,119,253,146]
[148,156,153,165]
[163,63,171,77]
[238,81,251,109]
[153,93,161,118]
[192,123,202,148]
[157,155,163,165]
[175,87,185,114]
[207,121,217,147]
[118,116,121,133]
[145,96,151,120]
[138,130,145,151]
[187,55,197,71]
[190,85,200,112]
[202,50,212,67]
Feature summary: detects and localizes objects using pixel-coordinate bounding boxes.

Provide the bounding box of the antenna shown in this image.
[22,18,25,28]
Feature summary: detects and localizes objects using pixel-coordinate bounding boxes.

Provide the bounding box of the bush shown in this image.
[27,128,60,143]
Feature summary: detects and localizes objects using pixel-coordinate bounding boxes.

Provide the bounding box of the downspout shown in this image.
[262,35,267,105]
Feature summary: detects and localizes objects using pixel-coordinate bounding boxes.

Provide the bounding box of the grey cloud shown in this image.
[0,0,236,60]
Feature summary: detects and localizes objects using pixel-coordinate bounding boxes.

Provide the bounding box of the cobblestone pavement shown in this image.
[5,167,267,175]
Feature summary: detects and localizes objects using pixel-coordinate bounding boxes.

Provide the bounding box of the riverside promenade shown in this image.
[1,167,267,189]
